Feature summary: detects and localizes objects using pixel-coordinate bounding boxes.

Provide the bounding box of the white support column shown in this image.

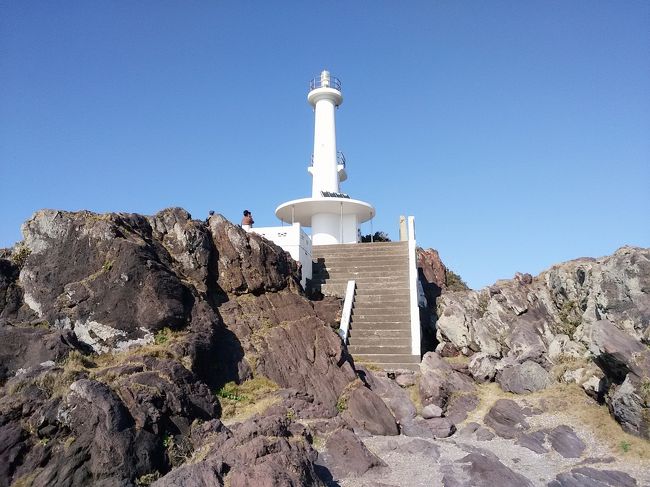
[407,216,420,356]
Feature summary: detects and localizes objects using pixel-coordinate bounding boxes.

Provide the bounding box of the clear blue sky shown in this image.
[1,1,648,289]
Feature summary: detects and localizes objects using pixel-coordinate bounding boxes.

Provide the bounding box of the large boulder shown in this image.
[441,451,534,487]
[484,399,530,439]
[496,360,552,394]
[360,368,417,426]
[207,214,298,295]
[418,352,476,421]
[342,385,399,436]
[548,467,638,487]
[19,209,197,351]
[316,428,385,479]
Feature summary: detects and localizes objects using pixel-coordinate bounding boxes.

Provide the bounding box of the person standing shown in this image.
[241,210,254,230]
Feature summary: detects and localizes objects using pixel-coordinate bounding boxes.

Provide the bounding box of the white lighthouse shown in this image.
[275,71,375,245]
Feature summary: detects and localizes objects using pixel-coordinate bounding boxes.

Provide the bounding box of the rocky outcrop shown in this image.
[434,246,650,438]
[0,208,362,486]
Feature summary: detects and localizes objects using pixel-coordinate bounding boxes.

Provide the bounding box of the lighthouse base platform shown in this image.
[275,197,375,246]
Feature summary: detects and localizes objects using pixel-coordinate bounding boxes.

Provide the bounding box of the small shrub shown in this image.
[154,328,173,345]
[136,472,161,486]
[336,397,347,413]
[557,300,581,336]
[162,433,173,449]
[10,243,31,268]
[217,382,245,401]
[163,434,193,467]
[620,440,631,453]
[361,231,391,243]
[445,269,469,292]
[102,260,113,272]
[286,407,296,421]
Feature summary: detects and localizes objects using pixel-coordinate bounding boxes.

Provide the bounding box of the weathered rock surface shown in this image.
[360,368,417,427]
[419,352,476,417]
[316,428,386,479]
[548,466,638,487]
[417,352,479,430]
[0,327,80,382]
[484,399,531,439]
[434,246,650,437]
[342,385,399,436]
[548,425,586,458]
[441,451,534,487]
[497,360,552,394]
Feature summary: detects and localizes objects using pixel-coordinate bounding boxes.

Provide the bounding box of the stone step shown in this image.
[312,268,409,278]
[348,345,412,355]
[313,242,408,254]
[314,257,408,266]
[351,361,420,372]
[312,269,406,278]
[352,353,421,364]
[313,259,407,267]
[318,290,409,300]
[311,251,408,262]
[318,286,409,295]
[352,308,411,317]
[315,285,409,297]
[311,272,409,287]
[354,297,410,306]
[313,252,409,261]
[353,287,410,295]
[348,337,411,347]
[314,240,408,249]
[350,322,411,331]
[350,330,409,339]
[352,314,411,323]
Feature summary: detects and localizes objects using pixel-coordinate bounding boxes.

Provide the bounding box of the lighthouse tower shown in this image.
[275,71,375,245]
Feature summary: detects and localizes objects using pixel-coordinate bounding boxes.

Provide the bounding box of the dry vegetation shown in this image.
[464,382,650,462]
[217,377,280,423]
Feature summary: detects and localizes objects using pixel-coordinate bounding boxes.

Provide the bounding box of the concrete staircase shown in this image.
[311,242,420,371]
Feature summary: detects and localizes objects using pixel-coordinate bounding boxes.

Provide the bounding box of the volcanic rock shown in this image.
[496,360,552,394]
[316,428,386,479]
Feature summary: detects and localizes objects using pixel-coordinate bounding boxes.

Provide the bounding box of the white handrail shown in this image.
[407,216,421,356]
[338,280,356,344]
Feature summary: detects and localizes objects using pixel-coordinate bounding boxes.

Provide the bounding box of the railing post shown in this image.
[338,280,356,344]
[407,216,420,356]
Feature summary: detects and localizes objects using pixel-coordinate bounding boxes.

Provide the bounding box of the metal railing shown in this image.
[310,75,342,92]
[310,151,346,167]
[338,280,356,344]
